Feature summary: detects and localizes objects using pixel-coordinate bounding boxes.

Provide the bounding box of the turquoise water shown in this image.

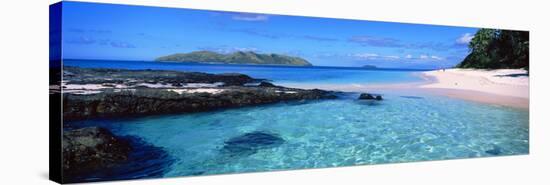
[70,92,529,177]
[64,60,528,179]
[63,59,425,85]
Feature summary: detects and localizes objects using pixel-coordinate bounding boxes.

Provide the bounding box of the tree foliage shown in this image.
[456,29,529,70]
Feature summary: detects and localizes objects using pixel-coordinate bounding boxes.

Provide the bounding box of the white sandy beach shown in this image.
[420,68,529,109]
[281,68,529,109]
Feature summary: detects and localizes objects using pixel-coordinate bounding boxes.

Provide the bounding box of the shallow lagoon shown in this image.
[69,91,528,178]
[64,60,528,179]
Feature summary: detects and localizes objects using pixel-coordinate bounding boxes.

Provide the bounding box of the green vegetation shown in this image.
[456,29,529,70]
[156,51,312,66]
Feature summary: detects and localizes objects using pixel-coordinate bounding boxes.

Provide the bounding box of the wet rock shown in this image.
[359,93,383,100]
[62,127,131,175]
[63,66,258,86]
[62,130,174,183]
[63,86,337,120]
[222,131,284,156]
[62,67,339,120]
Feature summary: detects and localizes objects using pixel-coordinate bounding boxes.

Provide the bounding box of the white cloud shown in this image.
[353,53,379,60]
[384,55,400,60]
[456,33,474,45]
[352,53,445,62]
[418,54,444,61]
[232,13,269,21]
[233,47,258,52]
[430,55,444,60]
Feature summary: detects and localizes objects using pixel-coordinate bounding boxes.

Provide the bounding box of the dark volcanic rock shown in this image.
[62,127,174,183]
[63,87,337,120]
[62,127,131,176]
[358,93,383,100]
[62,67,338,120]
[222,131,284,156]
[63,66,258,86]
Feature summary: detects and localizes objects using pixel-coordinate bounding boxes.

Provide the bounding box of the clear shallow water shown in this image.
[69,92,529,178]
[63,59,424,85]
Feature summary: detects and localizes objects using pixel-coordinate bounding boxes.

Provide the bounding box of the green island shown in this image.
[155,51,312,66]
[362,65,378,69]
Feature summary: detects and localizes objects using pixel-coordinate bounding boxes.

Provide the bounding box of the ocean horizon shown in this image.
[63,59,429,86]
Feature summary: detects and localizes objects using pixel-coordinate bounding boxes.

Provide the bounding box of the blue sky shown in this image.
[60,1,479,69]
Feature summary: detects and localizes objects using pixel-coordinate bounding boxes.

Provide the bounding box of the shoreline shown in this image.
[419,68,529,109]
[280,68,529,109]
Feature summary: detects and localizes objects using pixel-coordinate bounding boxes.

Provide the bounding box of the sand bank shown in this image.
[421,69,529,98]
[420,69,529,109]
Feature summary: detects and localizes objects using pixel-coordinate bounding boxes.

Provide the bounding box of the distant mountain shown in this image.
[155,51,312,66]
[362,65,378,69]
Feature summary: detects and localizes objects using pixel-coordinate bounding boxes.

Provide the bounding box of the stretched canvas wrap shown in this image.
[49,1,529,183]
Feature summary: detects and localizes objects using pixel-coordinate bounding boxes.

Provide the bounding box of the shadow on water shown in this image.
[400,96,424,99]
[283,99,315,106]
[278,92,350,107]
[64,136,174,183]
[356,100,383,106]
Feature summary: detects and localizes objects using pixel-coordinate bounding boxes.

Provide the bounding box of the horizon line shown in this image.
[61,58,438,71]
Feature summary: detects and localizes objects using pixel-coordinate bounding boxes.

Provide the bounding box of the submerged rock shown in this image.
[485,146,503,155]
[222,131,285,156]
[400,96,423,99]
[62,127,131,176]
[358,93,383,101]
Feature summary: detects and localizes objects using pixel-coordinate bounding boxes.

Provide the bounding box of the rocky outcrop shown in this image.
[62,67,338,120]
[63,66,259,86]
[62,127,131,175]
[358,93,383,100]
[222,131,284,156]
[62,127,175,183]
[63,86,337,120]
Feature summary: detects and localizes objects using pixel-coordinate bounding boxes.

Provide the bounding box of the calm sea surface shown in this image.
[63,59,426,85]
